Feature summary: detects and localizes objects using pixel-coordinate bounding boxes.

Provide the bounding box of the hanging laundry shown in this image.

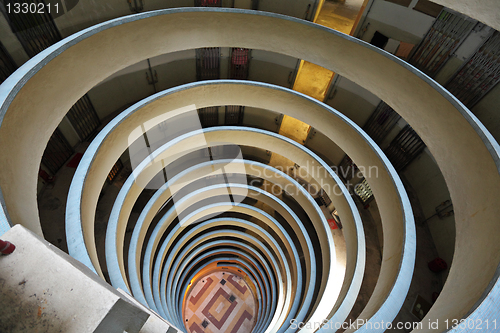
[396,42,415,59]
[370,31,389,49]
[385,38,400,54]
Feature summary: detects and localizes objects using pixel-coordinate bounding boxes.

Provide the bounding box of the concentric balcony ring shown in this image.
[128,159,331,315]
[0,8,497,332]
[127,180,315,310]
[72,80,409,331]
[147,184,316,321]
[155,215,303,330]
[107,126,354,318]
[106,139,352,326]
[173,234,281,332]
[168,240,274,331]
[106,127,336,296]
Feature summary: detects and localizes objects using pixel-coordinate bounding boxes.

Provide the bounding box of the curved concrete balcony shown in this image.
[0,7,499,333]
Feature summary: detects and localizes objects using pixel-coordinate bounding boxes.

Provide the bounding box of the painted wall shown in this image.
[325,76,380,127]
[52,0,313,38]
[305,130,345,167]
[357,0,435,44]
[88,57,197,120]
[53,0,193,37]
[472,83,500,143]
[0,14,29,66]
[242,107,280,133]
[259,0,317,20]
[434,25,494,85]
[403,148,455,277]
[58,116,81,147]
[88,49,296,121]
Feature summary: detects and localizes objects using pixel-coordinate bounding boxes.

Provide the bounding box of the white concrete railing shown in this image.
[0,8,498,333]
[0,225,177,333]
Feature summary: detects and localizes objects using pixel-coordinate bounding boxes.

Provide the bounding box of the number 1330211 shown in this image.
[6,2,60,14]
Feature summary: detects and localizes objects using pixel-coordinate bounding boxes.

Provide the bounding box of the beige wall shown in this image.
[0,10,498,332]
[430,0,500,32]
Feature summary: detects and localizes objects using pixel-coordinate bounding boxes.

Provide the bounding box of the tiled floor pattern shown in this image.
[184,271,256,333]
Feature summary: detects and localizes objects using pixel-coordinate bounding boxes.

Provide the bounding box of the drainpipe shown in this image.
[146,59,158,94]
[0,239,15,254]
[357,0,375,39]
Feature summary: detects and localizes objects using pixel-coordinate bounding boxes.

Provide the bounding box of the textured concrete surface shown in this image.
[1,8,497,332]
[0,225,149,333]
[430,0,500,32]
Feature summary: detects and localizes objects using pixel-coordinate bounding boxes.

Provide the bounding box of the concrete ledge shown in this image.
[0,225,150,333]
[1,7,497,331]
[116,288,179,333]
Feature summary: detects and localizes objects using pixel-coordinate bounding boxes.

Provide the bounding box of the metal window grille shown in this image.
[445,31,500,108]
[355,178,373,203]
[318,189,332,207]
[127,0,144,13]
[0,41,17,83]
[194,0,222,80]
[230,48,250,80]
[384,125,426,172]
[338,154,358,181]
[107,159,123,184]
[410,9,477,77]
[225,105,244,125]
[66,95,101,141]
[41,128,74,174]
[1,0,62,58]
[198,106,219,127]
[2,0,100,143]
[363,102,401,144]
[196,48,220,80]
[194,0,221,6]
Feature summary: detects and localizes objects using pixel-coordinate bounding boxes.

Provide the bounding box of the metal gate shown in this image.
[410,9,477,77]
[1,0,62,57]
[66,95,101,141]
[194,0,221,6]
[2,0,101,142]
[230,48,250,80]
[198,106,219,127]
[225,105,244,125]
[107,159,123,184]
[445,31,500,108]
[354,178,373,203]
[337,154,357,182]
[363,101,401,144]
[384,125,426,172]
[41,128,74,174]
[196,48,220,81]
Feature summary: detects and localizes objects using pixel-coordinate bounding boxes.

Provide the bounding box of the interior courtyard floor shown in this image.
[184,270,257,333]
